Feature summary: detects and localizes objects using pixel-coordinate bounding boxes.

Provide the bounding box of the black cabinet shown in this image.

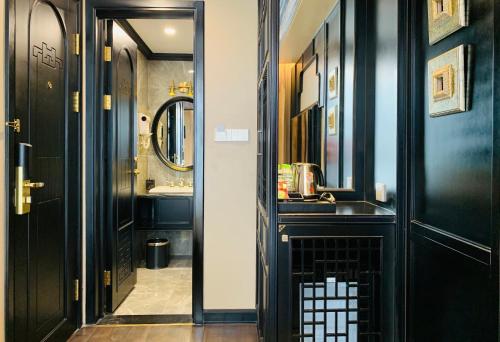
[275,203,396,341]
[136,195,193,230]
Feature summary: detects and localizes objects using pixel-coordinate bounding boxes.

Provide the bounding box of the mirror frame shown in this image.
[151,96,194,172]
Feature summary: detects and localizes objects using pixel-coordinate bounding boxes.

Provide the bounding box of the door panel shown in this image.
[408,0,498,340]
[8,0,80,341]
[105,20,138,312]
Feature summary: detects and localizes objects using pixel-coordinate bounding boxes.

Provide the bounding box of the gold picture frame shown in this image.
[428,45,469,117]
[328,106,337,135]
[328,67,338,99]
[427,0,468,45]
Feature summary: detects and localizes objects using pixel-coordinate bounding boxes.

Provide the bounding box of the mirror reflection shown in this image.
[152,96,194,171]
[279,0,354,189]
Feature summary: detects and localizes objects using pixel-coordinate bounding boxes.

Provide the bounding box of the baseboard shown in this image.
[203,309,257,324]
[97,314,192,325]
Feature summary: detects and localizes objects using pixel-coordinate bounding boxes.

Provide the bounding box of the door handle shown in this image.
[14,143,44,215]
[25,181,45,189]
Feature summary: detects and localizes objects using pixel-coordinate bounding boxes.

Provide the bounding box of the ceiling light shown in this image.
[188,70,194,74]
[164,27,176,36]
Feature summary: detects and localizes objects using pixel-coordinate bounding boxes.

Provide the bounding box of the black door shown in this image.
[7,0,81,341]
[104,20,138,312]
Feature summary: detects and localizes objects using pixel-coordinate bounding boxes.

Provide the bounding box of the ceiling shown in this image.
[279,0,338,63]
[127,19,194,54]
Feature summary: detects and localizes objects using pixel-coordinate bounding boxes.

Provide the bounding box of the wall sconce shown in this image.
[169,80,194,97]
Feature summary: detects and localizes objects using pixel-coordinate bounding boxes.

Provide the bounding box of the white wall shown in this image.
[203,0,257,310]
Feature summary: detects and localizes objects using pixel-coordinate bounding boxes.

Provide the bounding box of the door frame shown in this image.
[4,0,83,339]
[84,0,205,324]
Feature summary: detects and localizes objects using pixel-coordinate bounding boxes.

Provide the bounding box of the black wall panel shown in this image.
[414,0,493,246]
[409,235,496,342]
[408,0,498,340]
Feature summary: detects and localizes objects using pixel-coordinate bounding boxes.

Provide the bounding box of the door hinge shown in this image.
[74,279,80,301]
[103,95,111,110]
[73,33,80,55]
[104,46,112,62]
[104,270,111,286]
[72,91,80,113]
[5,118,21,133]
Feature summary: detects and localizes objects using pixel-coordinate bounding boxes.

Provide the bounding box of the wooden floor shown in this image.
[68,324,258,342]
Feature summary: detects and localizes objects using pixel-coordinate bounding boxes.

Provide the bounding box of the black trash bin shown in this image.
[146,238,170,269]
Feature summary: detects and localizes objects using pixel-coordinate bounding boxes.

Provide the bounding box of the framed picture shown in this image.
[427,0,468,45]
[328,67,338,99]
[328,106,337,135]
[427,44,470,117]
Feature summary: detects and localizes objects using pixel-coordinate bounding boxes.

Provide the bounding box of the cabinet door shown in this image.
[277,224,395,342]
[156,197,193,229]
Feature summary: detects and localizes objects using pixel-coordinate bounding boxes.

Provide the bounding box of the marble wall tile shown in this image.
[136,57,195,194]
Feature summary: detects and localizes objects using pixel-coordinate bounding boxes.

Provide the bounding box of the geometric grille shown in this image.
[291,237,383,341]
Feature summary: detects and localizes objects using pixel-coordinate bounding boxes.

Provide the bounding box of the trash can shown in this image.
[146,238,170,269]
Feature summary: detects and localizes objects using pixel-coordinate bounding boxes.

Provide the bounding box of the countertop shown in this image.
[278,201,395,224]
[137,192,193,198]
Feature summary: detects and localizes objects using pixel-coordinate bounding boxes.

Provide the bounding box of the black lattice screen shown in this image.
[290,237,383,342]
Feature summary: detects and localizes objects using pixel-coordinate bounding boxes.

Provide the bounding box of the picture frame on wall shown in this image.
[427,0,468,45]
[328,106,337,135]
[328,67,338,99]
[427,44,470,117]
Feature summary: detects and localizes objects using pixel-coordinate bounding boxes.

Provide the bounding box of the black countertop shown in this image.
[278,201,395,224]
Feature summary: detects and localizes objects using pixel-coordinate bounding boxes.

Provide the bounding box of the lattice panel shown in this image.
[290,237,383,342]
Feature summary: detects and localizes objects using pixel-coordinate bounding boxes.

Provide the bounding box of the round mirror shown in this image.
[151,96,194,171]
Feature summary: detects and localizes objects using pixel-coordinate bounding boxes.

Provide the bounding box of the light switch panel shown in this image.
[214,128,249,142]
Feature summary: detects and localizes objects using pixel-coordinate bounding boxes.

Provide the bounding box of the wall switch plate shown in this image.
[214,128,249,142]
[375,182,388,202]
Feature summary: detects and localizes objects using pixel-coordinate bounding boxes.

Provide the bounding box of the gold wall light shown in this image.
[169,80,194,97]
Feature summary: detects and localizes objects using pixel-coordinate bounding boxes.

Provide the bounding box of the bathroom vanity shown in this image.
[136,193,193,230]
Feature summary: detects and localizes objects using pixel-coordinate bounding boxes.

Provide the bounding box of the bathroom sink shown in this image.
[148,185,193,195]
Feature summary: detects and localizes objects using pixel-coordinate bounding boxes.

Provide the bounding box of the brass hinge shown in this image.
[72,91,80,113]
[5,118,21,133]
[104,270,111,286]
[74,279,80,301]
[73,33,80,55]
[103,95,111,110]
[104,46,112,62]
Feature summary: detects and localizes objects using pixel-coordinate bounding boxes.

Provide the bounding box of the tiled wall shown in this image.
[136,51,194,194]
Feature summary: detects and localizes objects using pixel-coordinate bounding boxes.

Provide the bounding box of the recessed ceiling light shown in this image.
[164,27,176,36]
[188,70,194,74]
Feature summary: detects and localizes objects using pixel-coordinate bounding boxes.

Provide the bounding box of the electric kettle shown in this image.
[291,163,325,198]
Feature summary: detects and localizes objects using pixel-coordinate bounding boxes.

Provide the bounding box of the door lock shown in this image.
[15,170,45,215]
[14,143,44,215]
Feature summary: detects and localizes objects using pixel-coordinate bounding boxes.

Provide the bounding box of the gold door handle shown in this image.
[24,181,45,189]
[133,169,141,175]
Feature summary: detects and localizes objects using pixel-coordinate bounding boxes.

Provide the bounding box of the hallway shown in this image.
[68,324,258,342]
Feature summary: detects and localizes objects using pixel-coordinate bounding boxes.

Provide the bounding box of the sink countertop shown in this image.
[139,185,193,197]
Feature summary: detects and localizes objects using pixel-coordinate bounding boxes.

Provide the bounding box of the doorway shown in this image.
[85,2,204,325]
